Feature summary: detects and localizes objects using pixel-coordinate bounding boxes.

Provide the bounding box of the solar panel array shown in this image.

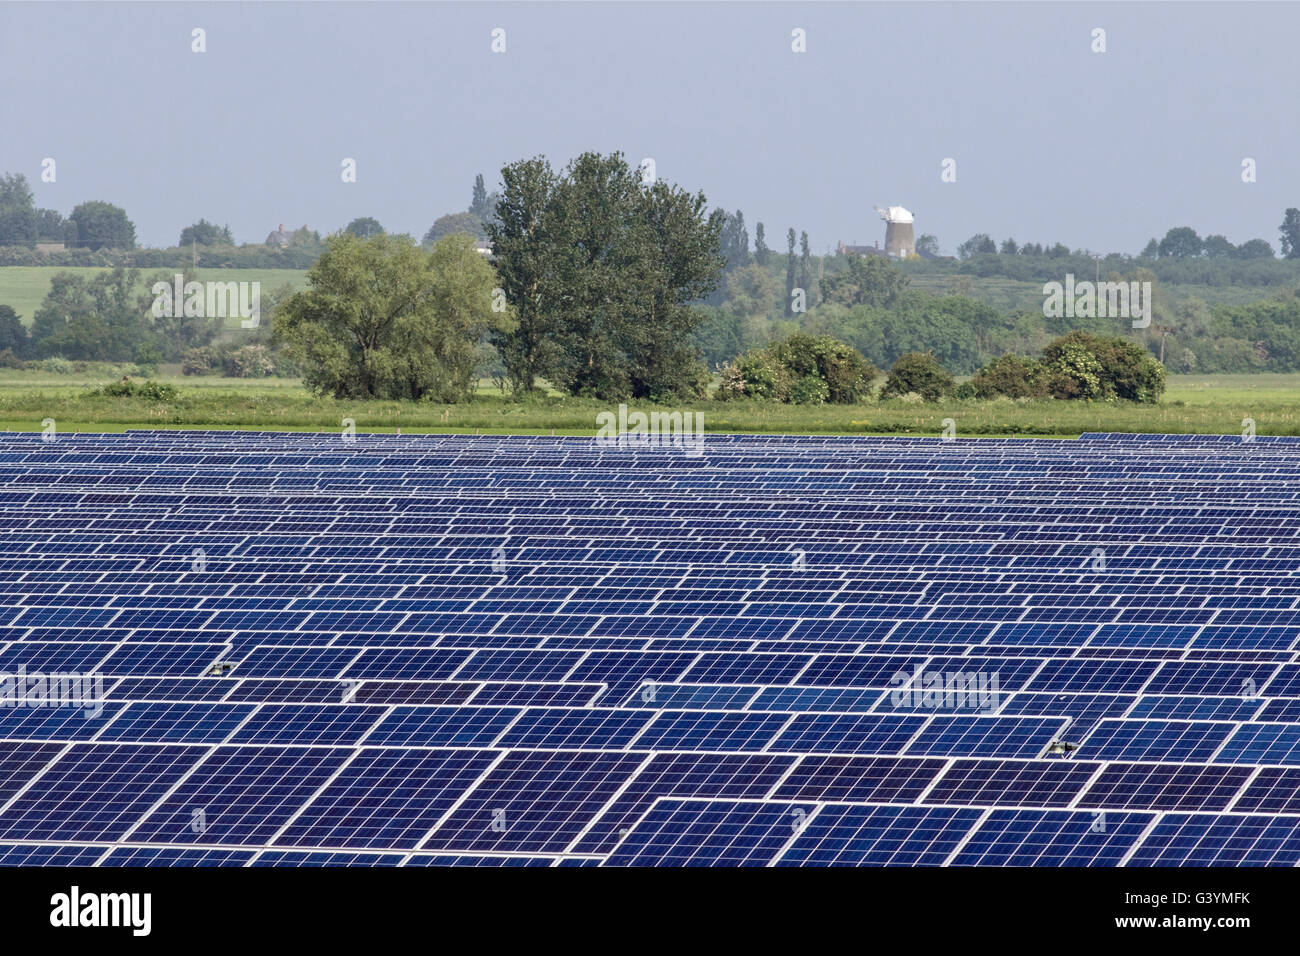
[0,429,1298,867]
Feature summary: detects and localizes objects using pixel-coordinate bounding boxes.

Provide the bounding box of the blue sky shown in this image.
[2,1,1296,255]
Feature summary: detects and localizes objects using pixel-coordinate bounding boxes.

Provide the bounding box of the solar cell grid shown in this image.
[2,430,1298,866]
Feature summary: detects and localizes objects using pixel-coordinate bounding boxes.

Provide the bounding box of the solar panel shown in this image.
[1,430,1298,866]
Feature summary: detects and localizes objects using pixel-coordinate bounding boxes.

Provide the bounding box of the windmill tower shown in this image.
[875,206,915,258]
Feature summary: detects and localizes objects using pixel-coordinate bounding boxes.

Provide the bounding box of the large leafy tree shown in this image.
[485,156,563,393]
[489,151,724,400]
[621,177,726,398]
[140,267,222,361]
[343,217,384,239]
[0,305,29,358]
[820,254,907,308]
[0,173,37,246]
[1157,226,1202,259]
[274,232,510,401]
[179,219,235,247]
[68,200,136,250]
[957,233,997,258]
[423,212,485,245]
[30,267,144,360]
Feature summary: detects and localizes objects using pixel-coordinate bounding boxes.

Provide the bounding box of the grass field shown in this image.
[5,265,1290,331]
[0,370,1296,437]
[0,267,310,327]
[905,274,1297,313]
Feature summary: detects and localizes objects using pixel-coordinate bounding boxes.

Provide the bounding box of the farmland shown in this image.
[0,369,1296,438]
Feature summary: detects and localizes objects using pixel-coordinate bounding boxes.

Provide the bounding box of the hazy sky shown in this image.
[2,2,1297,255]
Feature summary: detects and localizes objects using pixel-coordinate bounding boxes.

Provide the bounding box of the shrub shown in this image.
[222,344,275,378]
[31,357,73,375]
[182,346,219,375]
[972,353,1046,399]
[790,374,830,405]
[1042,331,1165,403]
[725,334,875,404]
[89,379,179,401]
[880,352,955,402]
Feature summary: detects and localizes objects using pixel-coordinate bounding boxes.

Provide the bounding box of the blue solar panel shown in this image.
[3,429,1299,866]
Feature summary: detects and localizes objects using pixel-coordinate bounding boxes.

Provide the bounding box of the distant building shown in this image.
[875,205,916,258]
[265,224,292,247]
[839,205,923,260]
[836,240,887,257]
[474,239,493,256]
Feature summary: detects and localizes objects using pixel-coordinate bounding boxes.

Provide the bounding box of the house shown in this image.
[265,224,292,248]
[837,240,888,257]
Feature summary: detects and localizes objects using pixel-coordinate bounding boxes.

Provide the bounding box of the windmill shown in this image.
[875,205,915,258]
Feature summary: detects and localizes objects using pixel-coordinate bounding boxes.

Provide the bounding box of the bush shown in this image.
[790,374,830,405]
[724,334,875,404]
[880,352,955,402]
[953,382,977,400]
[89,379,180,401]
[0,349,24,369]
[182,346,219,375]
[972,353,1047,399]
[1042,331,1165,403]
[31,357,73,375]
[222,344,275,378]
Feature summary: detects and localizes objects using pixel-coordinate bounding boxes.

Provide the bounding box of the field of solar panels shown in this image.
[1,429,1299,867]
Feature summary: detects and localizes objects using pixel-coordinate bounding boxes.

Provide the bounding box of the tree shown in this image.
[798,231,812,304]
[0,173,37,246]
[485,157,563,393]
[754,222,770,266]
[820,254,907,308]
[423,212,485,245]
[915,234,940,257]
[543,152,723,399]
[1000,238,1019,256]
[956,234,997,258]
[141,267,222,361]
[344,217,385,238]
[30,267,145,360]
[785,228,797,316]
[1202,234,1234,259]
[1140,238,1159,258]
[470,174,490,219]
[720,210,750,270]
[1235,238,1275,260]
[623,178,727,398]
[274,232,512,401]
[0,305,28,358]
[1280,208,1300,259]
[1041,330,1165,403]
[880,352,955,401]
[68,201,135,250]
[35,208,65,242]
[179,219,235,247]
[723,263,781,318]
[1158,226,1202,259]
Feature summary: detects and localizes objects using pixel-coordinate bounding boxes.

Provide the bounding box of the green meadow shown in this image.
[0,370,1295,438]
